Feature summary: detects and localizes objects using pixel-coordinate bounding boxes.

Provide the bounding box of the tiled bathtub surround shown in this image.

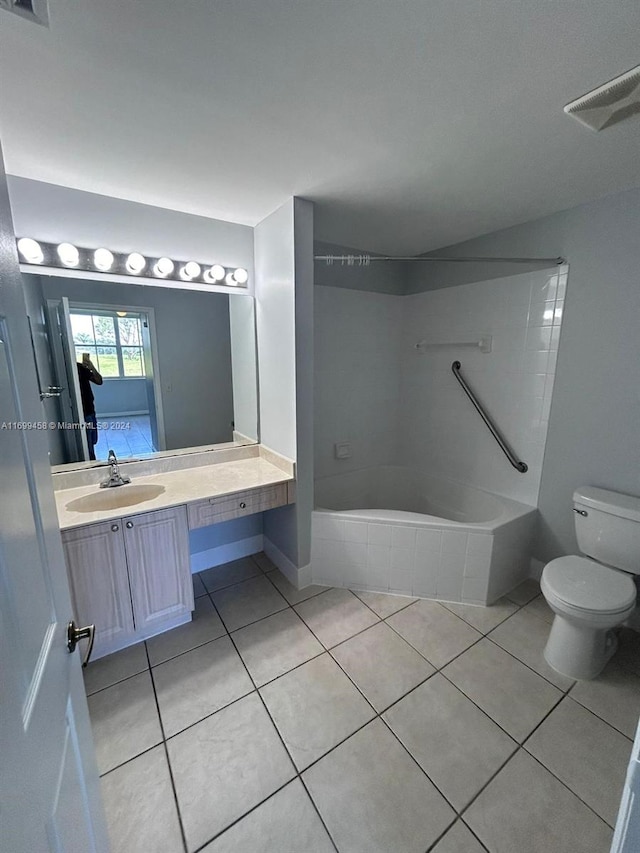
[312,468,536,603]
[314,268,566,508]
[313,267,566,598]
[400,266,567,506]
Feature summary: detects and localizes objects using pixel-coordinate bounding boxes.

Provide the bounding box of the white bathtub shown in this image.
[312,466,537,604]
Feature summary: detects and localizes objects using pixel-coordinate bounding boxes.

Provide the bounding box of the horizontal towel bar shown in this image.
[416,336,492,354]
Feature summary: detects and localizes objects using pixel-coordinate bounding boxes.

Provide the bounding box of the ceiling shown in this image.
[0,0,639,255]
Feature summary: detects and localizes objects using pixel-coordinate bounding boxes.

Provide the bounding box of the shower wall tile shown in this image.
[441,531,468,558]
[392,526,417,550]
[399,267,566,506]
[310,511,504,604]
[436,555,464,601]
[343,520,369,543]
[368,523,392,546]
[343,520,368,543]
[462,575,490,604]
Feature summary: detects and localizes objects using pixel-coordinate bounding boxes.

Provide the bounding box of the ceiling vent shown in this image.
[564,65,640,131]
[0,0,49,26]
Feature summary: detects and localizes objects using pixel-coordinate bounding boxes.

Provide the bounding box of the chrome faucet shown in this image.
[100,450,131,488]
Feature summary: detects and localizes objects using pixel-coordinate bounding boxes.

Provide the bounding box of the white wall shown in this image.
[7,177,254,294]
[229,295,258,441]
[409,187,640,562]
[94,378,148,418]
[400,268,564,506]
[254,198,314,574]
[254,202,297,459]
[314,286,403,480]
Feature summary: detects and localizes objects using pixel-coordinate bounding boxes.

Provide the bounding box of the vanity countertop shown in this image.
[55,456,294,530]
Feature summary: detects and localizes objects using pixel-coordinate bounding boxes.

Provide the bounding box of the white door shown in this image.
[140,311,165,451]
[611,718,640,852]
[0,147,109,851]
[45,297,89,463]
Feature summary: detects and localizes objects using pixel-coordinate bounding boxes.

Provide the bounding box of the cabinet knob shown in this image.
[126,521,134,529]
[111,524,119,532]
[239,501,246,509]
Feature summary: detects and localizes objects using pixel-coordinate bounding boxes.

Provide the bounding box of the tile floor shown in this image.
[94,413,154,461]
[85,554,640,853]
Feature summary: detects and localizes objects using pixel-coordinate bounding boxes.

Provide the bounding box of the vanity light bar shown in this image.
[15,238,249,288]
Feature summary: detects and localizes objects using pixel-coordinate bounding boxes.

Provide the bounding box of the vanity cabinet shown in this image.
[62,505,193,659]
[62,519,134,656]
[188,483,289,529]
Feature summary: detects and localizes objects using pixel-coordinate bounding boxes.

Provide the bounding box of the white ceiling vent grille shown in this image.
[564,65,640,131]
[0,0,48,27]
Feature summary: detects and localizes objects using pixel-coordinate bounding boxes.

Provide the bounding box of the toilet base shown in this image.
[543,614,619,680]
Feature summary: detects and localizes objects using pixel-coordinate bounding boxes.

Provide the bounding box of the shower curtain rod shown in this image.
[314,254,565,266]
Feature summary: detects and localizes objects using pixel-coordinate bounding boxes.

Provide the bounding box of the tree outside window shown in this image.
[70,310,146,378]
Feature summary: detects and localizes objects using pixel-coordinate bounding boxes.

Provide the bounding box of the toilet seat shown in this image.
[542,555,637,615]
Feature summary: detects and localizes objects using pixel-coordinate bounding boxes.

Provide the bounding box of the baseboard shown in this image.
[97,410,150,419]
[190,535,263,573]
[263,536,311,589]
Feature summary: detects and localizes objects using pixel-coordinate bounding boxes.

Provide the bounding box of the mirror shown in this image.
[22,273,259,468]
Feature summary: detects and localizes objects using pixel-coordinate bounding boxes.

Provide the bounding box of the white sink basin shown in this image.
[66,484,166,513]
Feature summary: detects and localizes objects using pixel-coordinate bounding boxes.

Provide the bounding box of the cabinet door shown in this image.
[62,521,135,658]
[123,505,193,636]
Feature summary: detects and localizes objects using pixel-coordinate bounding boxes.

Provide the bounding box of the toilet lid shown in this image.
[543,556,637,614]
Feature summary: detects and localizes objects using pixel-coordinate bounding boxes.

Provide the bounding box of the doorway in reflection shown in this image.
[69,306,159,461]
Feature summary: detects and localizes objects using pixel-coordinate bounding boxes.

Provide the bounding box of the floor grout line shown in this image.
[196,593,341,853]
[90,566,633,852]
[142,641,189,853]
[522,747,618,831]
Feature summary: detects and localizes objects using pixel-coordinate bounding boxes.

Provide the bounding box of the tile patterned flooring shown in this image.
[85,554,640,853]
[94,413,154,461]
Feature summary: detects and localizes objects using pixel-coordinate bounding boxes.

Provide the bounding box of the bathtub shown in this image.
[311,466,537,605]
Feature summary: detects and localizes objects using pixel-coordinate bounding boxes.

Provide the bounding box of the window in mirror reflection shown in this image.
[70,310,146,378]
[70,306,157,461]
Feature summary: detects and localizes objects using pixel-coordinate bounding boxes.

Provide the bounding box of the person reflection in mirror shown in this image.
[77,353,103,460]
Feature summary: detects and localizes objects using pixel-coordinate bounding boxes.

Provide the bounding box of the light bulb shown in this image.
[180,261,201,281]
[225,272,237,286]
[232,267,248,284]
[126,252,146,274]
[57,242,80,267]
[93,248,114,271]
[17,237,44,264]
[203,264,226,284]
[153,257,174,277]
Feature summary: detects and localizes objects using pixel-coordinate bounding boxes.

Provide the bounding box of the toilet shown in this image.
[541,486,640,680]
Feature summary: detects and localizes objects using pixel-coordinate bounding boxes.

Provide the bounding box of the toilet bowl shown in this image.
[540,487,640,681]
[541,555,636,679]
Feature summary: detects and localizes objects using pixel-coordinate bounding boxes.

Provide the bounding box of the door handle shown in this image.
[67,620,95,668]
[40,386,63,400]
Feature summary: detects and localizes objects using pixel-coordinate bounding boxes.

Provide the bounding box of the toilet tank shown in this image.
[574,487,640,574]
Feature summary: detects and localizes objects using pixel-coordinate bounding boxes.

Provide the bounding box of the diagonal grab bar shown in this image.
[451,361,528,473]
